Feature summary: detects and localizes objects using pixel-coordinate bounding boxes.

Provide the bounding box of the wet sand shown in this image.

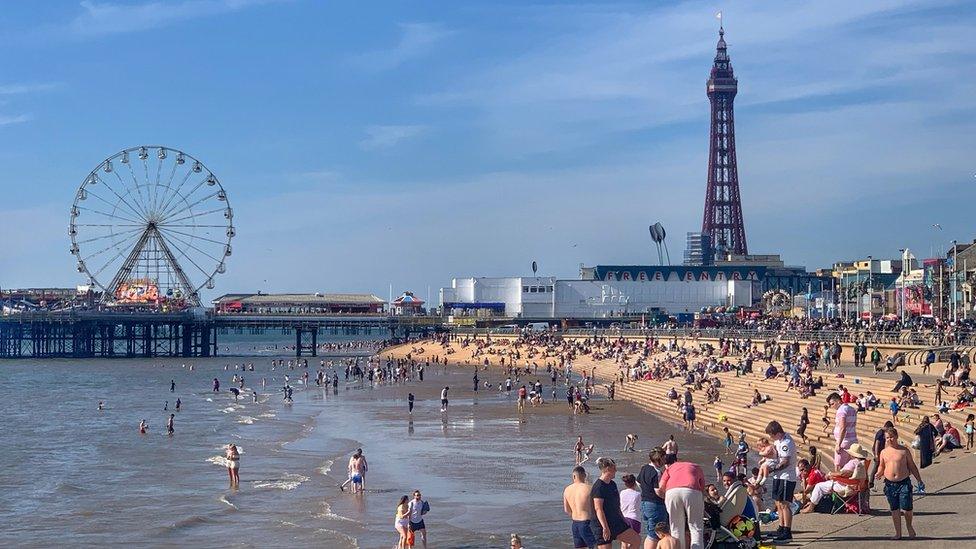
[304,367,725,547]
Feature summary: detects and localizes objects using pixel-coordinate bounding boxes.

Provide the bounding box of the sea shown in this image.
[0,333,722,548]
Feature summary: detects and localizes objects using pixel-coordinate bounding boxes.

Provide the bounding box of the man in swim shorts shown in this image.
[563,466,596,548]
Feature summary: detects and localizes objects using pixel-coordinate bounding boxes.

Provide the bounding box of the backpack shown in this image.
[421,500,430,515]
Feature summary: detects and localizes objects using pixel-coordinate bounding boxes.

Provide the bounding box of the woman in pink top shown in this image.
[655,461,705,549]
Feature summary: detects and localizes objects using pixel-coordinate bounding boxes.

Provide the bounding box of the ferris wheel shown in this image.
[69,146,234,307]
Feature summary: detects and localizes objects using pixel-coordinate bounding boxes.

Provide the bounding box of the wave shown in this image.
[218,495,238,510]
[55,482,89,494]
[237,416,257,425]
[318,459,334,476]
[206,455,232,468]
[314,527,360,547]
[253,473,308,491]
[314,501,357,524]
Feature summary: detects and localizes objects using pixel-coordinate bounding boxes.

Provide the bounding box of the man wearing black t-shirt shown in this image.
[636,448,669,548]
[590,457,641,548]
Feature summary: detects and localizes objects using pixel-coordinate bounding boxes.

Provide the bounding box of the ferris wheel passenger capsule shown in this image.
[217,190,227,201]
[71,206,79,217]
[224,245,232,257]
[216,263,226,274]
[70,244,79,254]
[121,151,129,164]
[76,262,85,272]
[157,148,167,160]
[192,161,202,173]
[206,279,215,290]
[77,189,87,200]
[138,147,148,160]
[206,174,217,186]
[87,174,97,185]
[103,160,113,173]
[176,153,185,165]
[224,209,233,219]
[69,226,77,236]
[226,226,235,237]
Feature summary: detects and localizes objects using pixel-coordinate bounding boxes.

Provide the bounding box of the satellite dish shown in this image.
[531,261,538,275]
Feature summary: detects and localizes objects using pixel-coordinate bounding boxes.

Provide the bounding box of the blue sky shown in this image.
[1,0,974,300]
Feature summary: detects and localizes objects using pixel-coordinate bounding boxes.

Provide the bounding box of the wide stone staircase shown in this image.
[604,362,945,462]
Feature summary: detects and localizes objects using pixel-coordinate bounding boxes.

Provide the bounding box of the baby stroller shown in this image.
[704,497,761,549]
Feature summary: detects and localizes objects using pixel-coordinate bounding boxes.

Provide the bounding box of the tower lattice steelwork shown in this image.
[701,26,747,257]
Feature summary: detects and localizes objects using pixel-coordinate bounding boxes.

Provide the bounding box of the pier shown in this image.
[0,311,442,359]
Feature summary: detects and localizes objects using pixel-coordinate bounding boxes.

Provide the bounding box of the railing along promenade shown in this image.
[453,325,975,348]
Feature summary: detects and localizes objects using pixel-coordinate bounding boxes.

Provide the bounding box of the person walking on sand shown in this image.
[564,466,597,549]
[408,392,415,415]
[875,427,923,540]
[226,443,240,487]
[407,489,430,548]
[440,386,449,413]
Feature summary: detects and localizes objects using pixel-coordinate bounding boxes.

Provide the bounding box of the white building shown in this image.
[439,272,754,319]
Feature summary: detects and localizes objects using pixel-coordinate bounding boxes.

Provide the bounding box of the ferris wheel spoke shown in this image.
[154,168,194,222]
[126,160,154,220]
[157,176,212,221]
[150,155,165,216]
[110,168,152,220]
[90,242,137,279]
[157,229,225,266]
[159,223,229,228]
[158,226,229,247]
[75,206,145,225]
[81,230,143,263]
[74,223,147,227]
[152,158,182,219]
[157,230,215,281]
[159,205,224,226]
[82,186,146,222]
[74,226,145,245]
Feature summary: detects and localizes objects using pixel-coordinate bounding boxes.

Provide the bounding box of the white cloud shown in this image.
[0,83,61,95]
[359,125,427,150]
[351,22,453,71]
[419,0,973,155]
[0,114,32,126]
[64,0,279,37]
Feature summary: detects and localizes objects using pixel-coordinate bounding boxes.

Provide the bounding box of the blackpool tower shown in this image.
[701,25,748,256]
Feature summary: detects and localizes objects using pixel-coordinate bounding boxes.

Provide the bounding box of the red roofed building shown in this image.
[392,291,425,316]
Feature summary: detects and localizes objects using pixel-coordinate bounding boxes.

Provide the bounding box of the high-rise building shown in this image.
[701,25,748,257]
[683,232,713,266]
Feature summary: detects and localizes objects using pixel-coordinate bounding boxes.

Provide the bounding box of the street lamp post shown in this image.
[952,240,958,323]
